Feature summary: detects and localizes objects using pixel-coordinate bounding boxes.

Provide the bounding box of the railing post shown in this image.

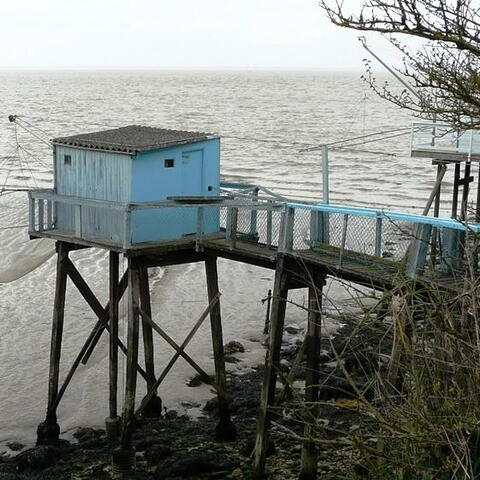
[47,200,53,230]
[338,214,349,268]
[310,210,329,248]
[279,206,295,253]
[123,205,132,249]
[229,207,238,250]
[29,194,35,233]
[74,204,82,238]
[196,206,204,252]
[375,214,383,257]
[38,199,45,232]
[266,207,273,248]
[405,223,433,278]
[250,187,259,237]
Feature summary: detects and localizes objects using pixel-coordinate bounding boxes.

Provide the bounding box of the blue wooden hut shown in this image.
[51,125,221,245]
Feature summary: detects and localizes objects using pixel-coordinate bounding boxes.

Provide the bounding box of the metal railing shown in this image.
[28,188,480,278]
[411,121,480,159]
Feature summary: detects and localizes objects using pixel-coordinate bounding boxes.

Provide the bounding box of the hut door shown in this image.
[181,150,203,195]
[182,150,204,234]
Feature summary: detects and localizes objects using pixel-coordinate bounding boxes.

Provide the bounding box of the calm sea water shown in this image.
[0,70,454,446]
[0,69,446,209]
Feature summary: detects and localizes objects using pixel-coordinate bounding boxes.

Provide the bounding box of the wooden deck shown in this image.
[31,229,467,294]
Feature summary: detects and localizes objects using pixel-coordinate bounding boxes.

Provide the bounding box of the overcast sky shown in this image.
[0,0,406,70]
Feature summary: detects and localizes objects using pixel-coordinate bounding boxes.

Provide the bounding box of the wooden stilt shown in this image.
[299,273,326,480]
[121,261,141,449]
[253,253,289,478]
[106,251,121,441]
[112,259,140,474]
[205,256,236,441]
[37,242,69,445]
[80,269,129,365]
[139,267,162,417]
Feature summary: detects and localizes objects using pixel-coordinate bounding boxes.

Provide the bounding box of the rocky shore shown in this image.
[0,316,387,480]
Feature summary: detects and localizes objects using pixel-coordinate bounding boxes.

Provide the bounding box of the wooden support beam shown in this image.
[136,292,221,417]
[121,261,141,450]
[81,268,128,365]
[64,260,147,381]
[109,252,120,420]
[139,267,162,417]
[137,306,213,384]
[299,274,326,480]
[205,256,236,441]
[37,242,69,445]
[106,251,121,441]
[253,253,289,478]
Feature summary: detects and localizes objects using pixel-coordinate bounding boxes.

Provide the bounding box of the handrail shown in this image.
[287,201,480,233]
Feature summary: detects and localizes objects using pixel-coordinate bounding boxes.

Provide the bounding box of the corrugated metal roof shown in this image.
[52,125,213,154]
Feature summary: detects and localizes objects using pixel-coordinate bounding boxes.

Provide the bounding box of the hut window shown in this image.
[164,158,175,168]
[64,155,72,166]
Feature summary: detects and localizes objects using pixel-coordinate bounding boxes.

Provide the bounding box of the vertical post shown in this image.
[124,205,132,249]
[196,206,205,252]
[106,251,121,441]
[47,199,53,230]
[263,289,272,335]
[461,161,472,221]
[205,256,236,441]
[230,207,238,249]
[266,208,273,248]
[253,253,289,478]
[338,214,349,268]
[279,207,295,253]
[374,215,383,257]
[299,272,326,480]
[38,199,45,232]
[139,267,162,417]
[29,195,35,232]
[405,224,433,278]
[74,204,82,238]
[113,259,140,474]
[250,187,259,237]
[452,162,461,219]
[37,242,69,445]
[322,145,329,204]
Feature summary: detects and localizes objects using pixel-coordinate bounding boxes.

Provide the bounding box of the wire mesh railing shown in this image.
[28,188,480,279]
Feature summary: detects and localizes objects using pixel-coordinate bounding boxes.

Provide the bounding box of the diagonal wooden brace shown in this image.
[135,292,221,416]
[136,305,220,394]
[80,268,129,365]
[60,259,147,396]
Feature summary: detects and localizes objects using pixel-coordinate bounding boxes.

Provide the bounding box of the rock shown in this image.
[6,442,24,452]
[285,323,301,334]
[155,452,238,479]
[73,427,105,443]
[135,435,168,451]
[164,410,178,420]
[15,445,55,470]
[203,397,219,412]
[225,355,241,364]
[239,438,275,458]
[224,341,245,355]
[144,444,172,465]
[186,374,203,387]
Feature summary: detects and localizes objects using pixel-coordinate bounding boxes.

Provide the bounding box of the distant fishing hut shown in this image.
[26,121,480,479]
